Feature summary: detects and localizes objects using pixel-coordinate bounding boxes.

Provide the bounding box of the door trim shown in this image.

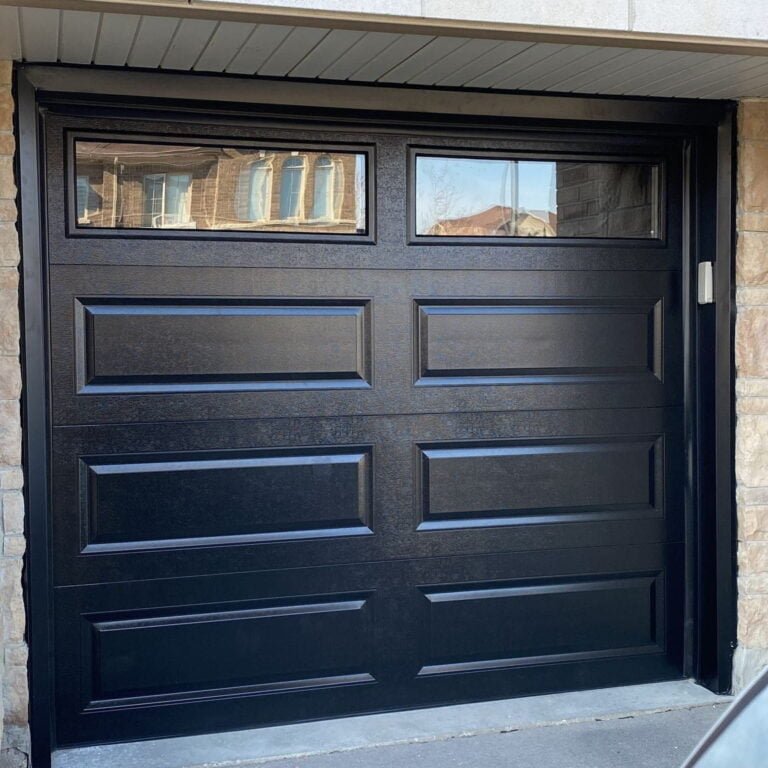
[15,64,736,767]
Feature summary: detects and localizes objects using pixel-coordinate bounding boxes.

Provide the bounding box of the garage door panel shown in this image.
[54,543,680,745]
[52,407,682,586]
[49,241,684,272]
[418,435,663,526]
[49,264,681,425]
[415,298,662,385]
[417,571,664,676]
[45,112,683,273]
[76,298,372,394]
[85,594,376,707]
[80,446,373,553]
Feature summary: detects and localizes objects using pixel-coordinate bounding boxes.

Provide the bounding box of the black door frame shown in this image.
[14,64,736,767]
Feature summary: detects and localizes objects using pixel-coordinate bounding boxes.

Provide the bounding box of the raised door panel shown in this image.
[49,265,682,426]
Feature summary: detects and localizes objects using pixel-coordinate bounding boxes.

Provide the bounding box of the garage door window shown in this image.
[72,138,371,237]
[414,152,661,240]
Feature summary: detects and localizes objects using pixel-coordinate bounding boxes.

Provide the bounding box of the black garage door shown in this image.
[42,103,686,746]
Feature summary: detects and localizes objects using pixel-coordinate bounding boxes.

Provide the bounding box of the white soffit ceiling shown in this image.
[2,5,768,99]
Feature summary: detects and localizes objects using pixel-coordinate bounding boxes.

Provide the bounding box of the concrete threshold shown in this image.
[52,680,731,768]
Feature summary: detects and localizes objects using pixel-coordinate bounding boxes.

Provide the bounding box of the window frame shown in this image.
[66,131,376,243]
[407,146,666,247]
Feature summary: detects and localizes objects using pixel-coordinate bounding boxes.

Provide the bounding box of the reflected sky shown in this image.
[416,156,557,233]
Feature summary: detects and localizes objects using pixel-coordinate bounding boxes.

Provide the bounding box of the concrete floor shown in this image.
[280,703,728,768]
[53,680,731,768]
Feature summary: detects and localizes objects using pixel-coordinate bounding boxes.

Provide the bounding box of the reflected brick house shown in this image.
[75,142,364,234]
[426,162,657,238]
[427,204,556,236]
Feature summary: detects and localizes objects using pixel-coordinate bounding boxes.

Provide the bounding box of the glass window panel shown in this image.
[164,173,192,227]
[75,174,102,224]
[242,159,272,222]
[74,140,369,235]
[76,175,89,221]
[142,173,165,228]
[415,154,660,239]
[312,155,335,220]
[279,155,306,220]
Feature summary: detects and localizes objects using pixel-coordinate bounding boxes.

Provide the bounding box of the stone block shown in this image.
[737,286,768,307]
[0,470,23,492]
[0,201,16,224]
[736,397,768,415]
[3,595,24,647]
[737,378,768,397]
[1,493,22,536]
[736,414,768,487]
[738,541,768,573]
[0,91,12,133]
[737,230,768,286]
[0,359,21,402]
[739,141,768,213]
[0,158,14,201]
[3,646,25,669]
[740,572,768,594]
[0,132,14,156]
[0,223,19,268]
[2,666,27,726]
[738,594,768,647]
[0,62,11,88]
[0,282,20,358]
[733,645,768,692]
[739,505,768,540]
[0,402,21,467]
[2,535,23,558]
[1,724,30,768]
[738,211,768,232]
[736,306,768,378]
[738,486,768,506]
[740,101,768,141]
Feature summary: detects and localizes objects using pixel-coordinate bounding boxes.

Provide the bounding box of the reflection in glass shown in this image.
[279,155,306,219]
[240,159,272,223]
[415,155,659,239]
[312,155,339,221]
[74,141,368,235]
[75,175,101,223]
[143,172,192,228]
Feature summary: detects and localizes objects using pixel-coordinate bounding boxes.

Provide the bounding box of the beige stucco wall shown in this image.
[0,60,28,768]
[204,0,768,41]
[734,100,768,691]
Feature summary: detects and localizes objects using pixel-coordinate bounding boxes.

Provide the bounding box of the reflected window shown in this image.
[143,172,192,229]
[415,154,660,239]
[312,155,342,221]
[74,140,368,235]
[75,175,101,223]
[280,155,306,220]
[238,158,272,222]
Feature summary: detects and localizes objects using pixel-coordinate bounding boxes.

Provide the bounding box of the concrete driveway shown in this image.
[53,680,731,768]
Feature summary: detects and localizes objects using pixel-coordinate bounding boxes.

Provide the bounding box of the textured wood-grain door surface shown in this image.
[43,106,687,747]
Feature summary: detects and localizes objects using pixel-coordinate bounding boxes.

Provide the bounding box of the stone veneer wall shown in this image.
[735,100,768,690]
[0,61,27,768]
[0,65,766,764]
